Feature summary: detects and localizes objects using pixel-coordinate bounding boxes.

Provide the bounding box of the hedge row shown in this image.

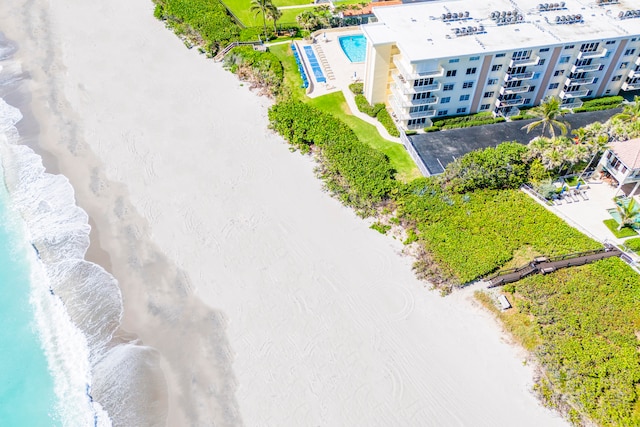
[429,112,505,130]
[349,82,363,95]
[268,100,396,207]
[376,108,400,137]
[572,95,623,113]
[354,94,385,117]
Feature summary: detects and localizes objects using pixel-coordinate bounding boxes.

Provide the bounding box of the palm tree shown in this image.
[265,6,282,35]
[522,96,570,138]
[614,95,640,124]
[251,0,278,41]
[297,10,319,33]
[616,198,639,230]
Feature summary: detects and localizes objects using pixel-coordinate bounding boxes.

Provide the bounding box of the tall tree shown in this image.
[251,0,278,41]
[616,198,639,230]
[522,96,570,138]
[296,10,318,33]
[265,6,282,34]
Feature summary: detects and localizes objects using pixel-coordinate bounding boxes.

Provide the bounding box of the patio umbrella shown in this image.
[576,181,581,190]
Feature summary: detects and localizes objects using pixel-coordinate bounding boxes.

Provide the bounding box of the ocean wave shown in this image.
[0,92,164,425]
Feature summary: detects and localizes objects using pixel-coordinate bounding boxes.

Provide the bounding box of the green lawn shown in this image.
[221,0,315,27]
[307,92,421,182]
[268,43,306,100]
[625,237,640,252]
[603,218,638,238]
[273,0,314,7]
[279,6,317,25]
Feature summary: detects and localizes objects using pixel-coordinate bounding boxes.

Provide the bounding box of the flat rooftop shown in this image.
[362,0,640,61]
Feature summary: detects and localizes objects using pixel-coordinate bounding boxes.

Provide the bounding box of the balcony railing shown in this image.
[509,56,540,68]
[560,89,589,98]
[571,63,603,73]
[577,48,607,60]
[622,81,640,91]
[561,99,583,109]
[564,76,596,86]
[504,71,534,81]
[636,57,640,66]
[628,69,640,79]
[392,72,441,94]
[392,55,445,80]
[500,85,530,95]
[495,97,525,107]
[395,108,437,120]
[391,86,438,106]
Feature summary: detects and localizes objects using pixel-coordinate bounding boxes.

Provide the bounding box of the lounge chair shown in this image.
[580,190,589,201]
[563,193,573,203]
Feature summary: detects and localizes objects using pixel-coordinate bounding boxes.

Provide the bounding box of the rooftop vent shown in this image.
[618,9,640,19]
[596,0,620,5]
[538,2,566,11]
[441,11,471,22]
[452,25,486,37]
[490,10,524,25]
[554,14,583,23]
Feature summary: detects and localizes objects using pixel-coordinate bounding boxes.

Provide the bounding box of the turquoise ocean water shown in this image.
[0,187,60,425]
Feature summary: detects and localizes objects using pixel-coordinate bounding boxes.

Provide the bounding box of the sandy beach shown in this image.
[0,0,569,426]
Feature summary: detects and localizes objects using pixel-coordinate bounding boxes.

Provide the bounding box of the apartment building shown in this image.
[361,0,640,130]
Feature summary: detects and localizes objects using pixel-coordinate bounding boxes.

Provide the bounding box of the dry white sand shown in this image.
[1,0,570,425]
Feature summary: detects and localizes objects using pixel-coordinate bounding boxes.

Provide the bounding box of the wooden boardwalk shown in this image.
[487,245,624,287]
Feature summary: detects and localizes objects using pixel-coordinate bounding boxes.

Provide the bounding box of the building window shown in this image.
[624,49,636,56]
[466,67,477,75]
[606,40,616,45]
[523,98,532,104]
[529,85,536,92]
[407,118,427,127]
[449,58,460,63]
[540,48,550,52]
[463,81,474,89]
[443,83,454,91]
[483,91,494,98]
[470,56,480,61]
[580,42,598,52]
[459,94,470,101]
[559,56,570,64]
[446,70,457,77]
[538,59,546,65]
[496,53,506,57]
[414,78,434,87]
[438,110,448,116]
[456,107,467,114]
[564,45,575,50]
[441,97,451,104]
[480,103,490,110]
[553,70,564,76]
[612,75,622,82]
[487,78,498,85]
[620,62,629,69]
[491,64,502,72]
[549,82,559,89]
[605,89,612,94]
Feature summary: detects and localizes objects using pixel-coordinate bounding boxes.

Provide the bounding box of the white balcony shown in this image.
[392,55,445,80]
[564,76,596,86]
[622,81,640,91]
[635,56,640,66]
[560,89,589,98]
[391,86,438,106]
[628,69,640,79]
[577,48,607,60]
[561,99,583,109]
[495,97,525,107]
[570,63,603,73]
[393,72,441,94]
[509,55,540,68]
[500,85,530,95]
[395,108,437,121]
[504,71,534,81]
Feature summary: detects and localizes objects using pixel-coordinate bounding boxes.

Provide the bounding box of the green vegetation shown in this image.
[441,142,530,193]
[563,176,585,187]
[370,222,391,234]
[268,100,396,209]
[376,108,400,137]
[522,96,569,138]
[354,94,385,117]
[624,237,640,252]
[267,43,306,99]
[223,46,284,95]
[614,95,640,123]
[349,82,363,95]
[603,219,638,238]
[397,185,599,283]
[428,112,505,131]
[307,92,420,182]
[573,95,624,113]
[153,0,241,55]
[506,259,640,426]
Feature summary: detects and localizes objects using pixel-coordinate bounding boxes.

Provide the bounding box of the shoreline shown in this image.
[0,0,570,426]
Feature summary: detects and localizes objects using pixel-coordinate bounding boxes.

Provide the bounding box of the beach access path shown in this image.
[0,0,569,425]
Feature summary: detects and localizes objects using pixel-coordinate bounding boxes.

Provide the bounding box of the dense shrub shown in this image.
[395,185,599,283]
[514,259,640,427]
[581,96,624,108]
[376,108,400,137]
[441,142,530,193]
[430,112,505,130]
[153,0,241,55]
[268,100,396,208]
[354,94,385,117]
[349,82,363,95]
[224,46,284,95]
[424,126,440,132]
[625,237,640,252]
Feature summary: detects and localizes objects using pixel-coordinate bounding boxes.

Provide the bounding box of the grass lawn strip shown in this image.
[268,43,306,100]
[603,218,638,238]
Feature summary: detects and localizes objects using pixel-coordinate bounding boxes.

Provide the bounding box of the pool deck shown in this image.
[293,28,401,143]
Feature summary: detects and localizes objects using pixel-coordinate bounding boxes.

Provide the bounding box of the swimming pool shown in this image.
[339,34,367,63]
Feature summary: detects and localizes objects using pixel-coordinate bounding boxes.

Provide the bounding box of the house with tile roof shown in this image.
[597,137,640,196]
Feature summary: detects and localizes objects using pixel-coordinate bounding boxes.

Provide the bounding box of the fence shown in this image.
[400,131,429,176]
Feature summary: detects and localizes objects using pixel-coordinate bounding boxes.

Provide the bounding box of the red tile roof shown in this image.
[342,0,403,16]
[610,138,640,170]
